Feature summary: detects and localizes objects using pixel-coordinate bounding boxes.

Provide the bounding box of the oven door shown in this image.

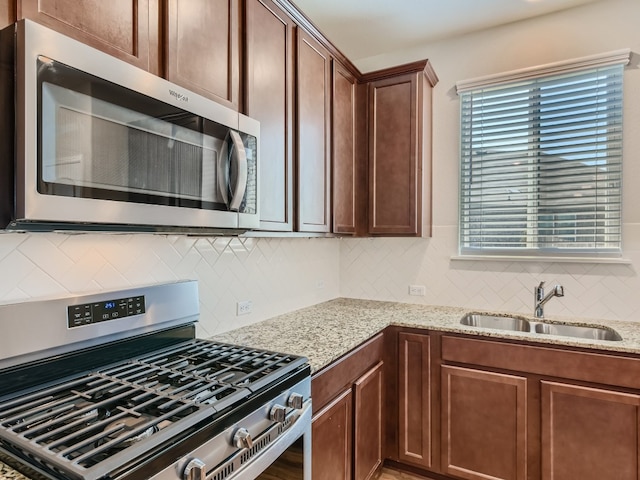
[147,394,311,480]
[245,402,311,480]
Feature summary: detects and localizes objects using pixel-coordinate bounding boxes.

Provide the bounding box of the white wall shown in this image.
[340,0,640,321]
[0,233,340,336]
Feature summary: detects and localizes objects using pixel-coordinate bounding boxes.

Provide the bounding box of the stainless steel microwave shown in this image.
[0,20,259,233]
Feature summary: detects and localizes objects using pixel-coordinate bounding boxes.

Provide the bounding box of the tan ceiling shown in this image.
[291,0,602,66]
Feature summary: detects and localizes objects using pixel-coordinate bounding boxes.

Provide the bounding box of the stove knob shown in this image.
[234,427,253,449]
[183,458,206,480]
[287,392,304,410]
[270,404,287,423]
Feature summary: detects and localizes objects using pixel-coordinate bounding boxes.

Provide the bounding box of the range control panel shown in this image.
[67,296,146,328]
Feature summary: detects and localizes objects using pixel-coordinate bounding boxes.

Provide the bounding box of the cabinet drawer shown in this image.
[442,335,640,390]
[312,333,384,414]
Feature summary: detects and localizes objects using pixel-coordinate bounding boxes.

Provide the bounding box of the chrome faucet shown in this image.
[534,281,564,318]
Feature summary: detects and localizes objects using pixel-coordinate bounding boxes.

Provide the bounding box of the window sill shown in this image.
[450,255,632,265]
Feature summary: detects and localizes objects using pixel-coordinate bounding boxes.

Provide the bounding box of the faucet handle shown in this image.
[538,281,545,289]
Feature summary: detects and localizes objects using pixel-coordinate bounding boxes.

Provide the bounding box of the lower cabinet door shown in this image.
[354,361,384,480]
[312,388,353,480]
[441,365,527,480]
[398,332,431,469]
[541,381,640,480]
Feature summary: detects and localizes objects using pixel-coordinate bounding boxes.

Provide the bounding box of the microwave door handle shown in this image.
[217,136,230,207]
[228,130,248,212]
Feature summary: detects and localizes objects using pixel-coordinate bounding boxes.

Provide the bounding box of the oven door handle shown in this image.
[229,400,312,480]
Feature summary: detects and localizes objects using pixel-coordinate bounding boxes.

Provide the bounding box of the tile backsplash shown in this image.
[1,227,640,337]
[0,233,340,337]
[340,226,640,322]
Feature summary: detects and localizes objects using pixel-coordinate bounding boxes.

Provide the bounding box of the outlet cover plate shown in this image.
[409,285,426,296]
[237,300,253,315]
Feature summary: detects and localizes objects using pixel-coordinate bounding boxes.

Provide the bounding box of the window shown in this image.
[458,51,629,257]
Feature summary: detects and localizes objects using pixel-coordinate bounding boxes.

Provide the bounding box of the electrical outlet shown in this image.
[409,285,426,296]
[316,280,325,290]
[237,300,253,315]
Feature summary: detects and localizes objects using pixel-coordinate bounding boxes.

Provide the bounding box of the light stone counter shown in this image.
[212,298,640,374]
[0,465,27,480]
[4,297,640,479]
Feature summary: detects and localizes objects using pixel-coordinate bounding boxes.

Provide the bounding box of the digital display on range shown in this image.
[67,295,146,328]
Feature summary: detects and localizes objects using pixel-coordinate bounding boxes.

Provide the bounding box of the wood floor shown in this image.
[379,467,428,480]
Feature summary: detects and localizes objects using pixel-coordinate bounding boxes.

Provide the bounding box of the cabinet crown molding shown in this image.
[360,59,439,86]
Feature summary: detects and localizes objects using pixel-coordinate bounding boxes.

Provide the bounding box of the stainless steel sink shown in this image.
[533,322,622,341]
[460,313,622,341]
[460,313,531,332]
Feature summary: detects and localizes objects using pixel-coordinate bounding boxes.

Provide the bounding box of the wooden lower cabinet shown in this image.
[312,362,385,480]
[541,381,640,480]
[314,330,640,480]
[311,334,385,480]
[398,332,432,469]
[312,388,353,480]
[354,362,384,480]
[441,365,527,480]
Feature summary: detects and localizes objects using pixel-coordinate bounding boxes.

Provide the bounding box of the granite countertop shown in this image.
[0,460,28,480]
[3,298,640,479]
[212,298,640,374]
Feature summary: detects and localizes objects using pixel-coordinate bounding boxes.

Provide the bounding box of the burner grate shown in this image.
[0,339,307,480]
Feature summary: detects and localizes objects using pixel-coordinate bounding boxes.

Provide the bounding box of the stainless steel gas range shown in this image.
[0,281,311,480]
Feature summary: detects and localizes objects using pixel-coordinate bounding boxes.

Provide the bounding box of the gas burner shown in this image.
[211,369,248,384]
[97,417,159,449]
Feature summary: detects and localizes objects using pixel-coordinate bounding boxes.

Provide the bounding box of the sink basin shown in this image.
[533,322,622,341]
[460,313,622,341]
[460,313,531,332]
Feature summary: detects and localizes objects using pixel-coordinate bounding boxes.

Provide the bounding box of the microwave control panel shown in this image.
[67,295,146,328]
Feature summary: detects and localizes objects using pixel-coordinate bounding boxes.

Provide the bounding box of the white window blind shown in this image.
[459,58,626,257]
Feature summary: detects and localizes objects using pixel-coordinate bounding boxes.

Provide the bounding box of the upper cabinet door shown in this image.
[17,0,160,74]
[0,0,14,29]
[296,29,331,233]
[166,0,240,110]
[245,0,295,231]
[365,63,436,237]
[368,73,421,236]
[332,60,357,235]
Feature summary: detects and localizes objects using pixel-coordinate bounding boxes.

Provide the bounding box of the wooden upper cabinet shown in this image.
[541,381,640,480]
[166,0,240,110]
[332,60,357,234]
[296,29,331,233]
[245,0,294,231]
[369,74,417,235]
[365,62,437,236]
[17,0,160,74]
[0,0,14,29]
